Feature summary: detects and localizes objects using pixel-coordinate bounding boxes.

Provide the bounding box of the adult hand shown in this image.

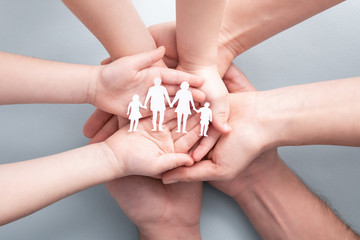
[162,65,272,183]
[89,111,203,239]
[106,176,202,240]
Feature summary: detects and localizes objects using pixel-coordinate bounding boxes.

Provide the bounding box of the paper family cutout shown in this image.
[127,78,212,137]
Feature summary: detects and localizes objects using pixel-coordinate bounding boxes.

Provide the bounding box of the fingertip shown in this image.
[185,155,195,166]
[192,150,202,162]
[157,46,166,54]
[213,121,231,134]
[223,123,232,133]
[163,179,179,184]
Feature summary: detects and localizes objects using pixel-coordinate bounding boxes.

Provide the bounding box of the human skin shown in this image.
[0,113,198,226]
[211,148,360,239]
[182,65,358,239]
[0,48,204,116]
[210,65,359,239]
[89,111,203,240]
[176,0,230,134]
[62,0,168,138]
[79,0,344,141]
[85,65,251,239]
[163,76,360,183]
[0,47,205,225]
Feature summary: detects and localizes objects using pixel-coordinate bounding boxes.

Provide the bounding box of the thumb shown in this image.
[223,63,256,93]
[162,160,220,184]
[210,97,231,133]
[127,46,165,70]
[154,153,194,174]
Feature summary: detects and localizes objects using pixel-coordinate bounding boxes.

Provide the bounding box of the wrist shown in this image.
[96,141,124,180]
[86,65,102,105]
[139,223,201,240]
[231,149,284,204]
[256,89,294,149]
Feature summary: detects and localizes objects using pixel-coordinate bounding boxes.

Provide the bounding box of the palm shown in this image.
[209,93,266,179]
[95,66,163,118]
[106,116,175,176]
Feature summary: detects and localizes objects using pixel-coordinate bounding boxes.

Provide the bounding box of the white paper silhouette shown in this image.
[127,94,146,132]
[195,102,212,137]
[171,82,197,133]
[144,78,172,131]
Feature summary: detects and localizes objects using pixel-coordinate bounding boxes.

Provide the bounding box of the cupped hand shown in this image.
[88,110,203,239]
[104,111,199,177]
[89,47,204,119]
[162,65,271,183]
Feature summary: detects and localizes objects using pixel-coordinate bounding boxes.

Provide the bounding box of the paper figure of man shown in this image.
[171,81,197,133]
[195,102,212,137]
[144,77,172,131]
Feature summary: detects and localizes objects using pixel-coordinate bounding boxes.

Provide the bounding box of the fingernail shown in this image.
[163,179,178,184]
[224,123,231,132]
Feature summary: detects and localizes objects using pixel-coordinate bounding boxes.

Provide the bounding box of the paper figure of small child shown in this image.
[127,94,146,132]
[194,102,212,137]
[171,81,197,133]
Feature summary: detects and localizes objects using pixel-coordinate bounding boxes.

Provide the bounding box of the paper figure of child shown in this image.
[171,81,197,133]
[127,94,146,132]
[194,102,212,137]
[144,77,172,131]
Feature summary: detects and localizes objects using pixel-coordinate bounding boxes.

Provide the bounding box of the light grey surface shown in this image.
[0,0,359,239]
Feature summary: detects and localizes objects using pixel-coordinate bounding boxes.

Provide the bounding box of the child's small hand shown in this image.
[88,47,204,118]
[177,65,230,134]
[101,108,204,177]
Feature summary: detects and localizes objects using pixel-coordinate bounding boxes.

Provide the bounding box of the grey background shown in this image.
[0,0,359,239]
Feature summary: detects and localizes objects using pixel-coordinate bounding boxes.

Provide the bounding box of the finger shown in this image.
[117,116,129,129]
[83,109,113,138]
[101,57,113,65]
[155,153,194,174]
[156,67,204,88]
[171,114,200,140]
[162,108,177,124]
[164,85,206,102]
[192,128,220,161]
[223,63,256,93]
[162,160,220,184]
[90,115,118,144]
[210,97,231,134]
[174,123,202,153]
[126,46,166,70]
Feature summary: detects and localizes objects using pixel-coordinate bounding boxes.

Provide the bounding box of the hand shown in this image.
[103,109,207,177]
[106,177,202,240]
[88,47,204,118]
[90,112,203,239]
[148,21,237,76]
[191,63,247,161]
[176,65,231,133]
[162,65,271,183]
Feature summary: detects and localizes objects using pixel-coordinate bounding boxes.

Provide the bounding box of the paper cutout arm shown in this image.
[190,94,197,111]
[143,89,152,109]
[164,87,172,108]
[171,92,180,107]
